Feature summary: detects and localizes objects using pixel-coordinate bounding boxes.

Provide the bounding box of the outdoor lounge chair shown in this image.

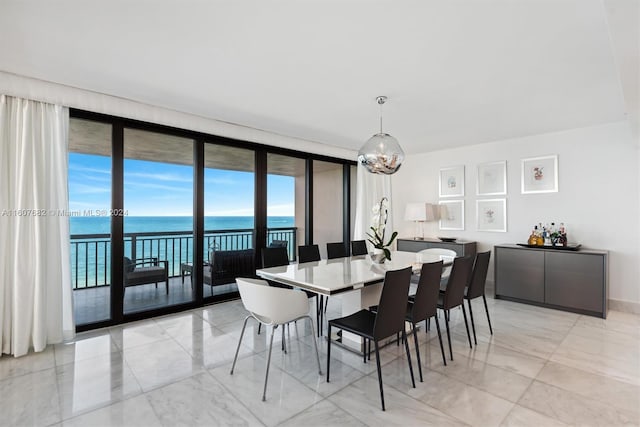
[124,257,169,294]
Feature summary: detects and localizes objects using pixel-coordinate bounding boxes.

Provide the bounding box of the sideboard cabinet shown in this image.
[397,238,476,258]
[494,244,608,318]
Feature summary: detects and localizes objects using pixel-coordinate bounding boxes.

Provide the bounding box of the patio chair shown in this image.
[123,257,169,294]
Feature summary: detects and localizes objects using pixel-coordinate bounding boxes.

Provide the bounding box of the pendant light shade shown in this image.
[358,96,404,175]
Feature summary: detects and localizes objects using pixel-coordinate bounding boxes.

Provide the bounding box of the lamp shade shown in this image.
[358,133,405,175]
[404,203,427,222]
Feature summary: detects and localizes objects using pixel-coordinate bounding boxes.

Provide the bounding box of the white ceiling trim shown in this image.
[0,71,357,160]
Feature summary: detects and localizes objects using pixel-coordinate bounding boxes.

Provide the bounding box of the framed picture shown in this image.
[477,160,507,196]
[521,155,558,194]
[476,199,507,232]
[439,200,464,230]
[439,166,465,198]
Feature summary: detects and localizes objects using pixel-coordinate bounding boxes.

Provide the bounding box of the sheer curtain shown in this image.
[353,163,394,243]
[0,94,74,357]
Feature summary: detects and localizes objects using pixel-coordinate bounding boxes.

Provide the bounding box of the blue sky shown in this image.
[68,153,295,216]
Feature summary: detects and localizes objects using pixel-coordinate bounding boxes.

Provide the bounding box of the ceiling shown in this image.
[0,0,637,155]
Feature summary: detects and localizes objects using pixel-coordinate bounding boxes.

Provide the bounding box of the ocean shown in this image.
[70,216,294,288]
[70,216,294,235]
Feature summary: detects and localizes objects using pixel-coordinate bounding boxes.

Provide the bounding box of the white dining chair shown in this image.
[419,248,457,283]
[231,277,322,401]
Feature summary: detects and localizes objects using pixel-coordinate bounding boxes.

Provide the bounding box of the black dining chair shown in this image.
[437,256,474,361]
[465,251,493,345]
[298,244,321,263]
[326,242,348,259]
[351,240,368,256]
[327,266,415,411]
[370,261,446,381]
[297,244,326,336]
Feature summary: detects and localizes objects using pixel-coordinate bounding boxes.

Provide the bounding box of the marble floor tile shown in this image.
[328,375,466,426]
[109,321,171,350]
[426,350,534,403]
[56,353,143,420]
[500,404,568,426]
[383,360,515,426]
[278,399,366,427]
[550,333,640,386]
[272,340,365,397]
[210,353,323,427]
[123,338,203,391]
[0,367,61,426]
[201,302,252,327]
[145,372,263,426]
[61,394,162,427]
[174,323,256,369]
[444,339,547,379]
[518,380,640,426]
[54,333,119,366]
[154,311,208,340]
[535,361,640,416]
[0,345,56,381]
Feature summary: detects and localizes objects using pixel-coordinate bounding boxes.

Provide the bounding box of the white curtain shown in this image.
[0,94,74,357]
[353,163,394,244]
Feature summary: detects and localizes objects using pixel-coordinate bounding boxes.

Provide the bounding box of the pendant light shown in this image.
[357,96,405,175]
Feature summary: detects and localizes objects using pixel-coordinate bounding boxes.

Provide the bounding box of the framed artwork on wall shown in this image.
[521,155,558,194]
[439,165,465,198]
[477,160,507,196]
[476,198,507,232]
[439,200,465,230]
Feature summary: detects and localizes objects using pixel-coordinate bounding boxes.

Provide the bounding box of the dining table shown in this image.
[256,250,454,353]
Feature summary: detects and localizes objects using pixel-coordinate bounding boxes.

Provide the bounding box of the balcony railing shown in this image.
[70,227,297,289]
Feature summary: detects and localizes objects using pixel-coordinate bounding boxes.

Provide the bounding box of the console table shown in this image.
[494,244,608,318]
[397,238,477,258]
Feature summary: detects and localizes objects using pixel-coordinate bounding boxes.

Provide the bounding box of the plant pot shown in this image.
[370,248,386,264]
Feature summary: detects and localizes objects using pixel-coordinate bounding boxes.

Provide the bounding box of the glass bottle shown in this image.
[528,226,538,245]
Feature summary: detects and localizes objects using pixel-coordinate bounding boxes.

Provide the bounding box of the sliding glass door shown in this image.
[203,143,255,300]
[122,128,195,314]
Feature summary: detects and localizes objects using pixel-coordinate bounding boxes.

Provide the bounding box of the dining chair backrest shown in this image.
[327,242,348,259]
[411,261,444,322]
[466,251,491,299]
[441,256,474,310]
[373,266,413,340]
[268,240,288,249]
[298,244,321,263]
[261,246,289,268]
[236,278,309,326]
[351,240,368,256]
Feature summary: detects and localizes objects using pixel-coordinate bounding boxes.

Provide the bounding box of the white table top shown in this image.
[256,251,453,296]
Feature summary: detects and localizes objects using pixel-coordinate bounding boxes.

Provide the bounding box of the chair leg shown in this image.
[461,304,472,349]
[363,338,367,363]
[368,339,371,361]
[262,324,277,401]
[373,342,386,411]
[434,316,447,366]
[483,294,493,335]
[258,323,262,335]
[444,310,453,361]
[230,315,250,375]
[411,322,423,382]
[165,280,169,294]
[467,299,477,345]
[403,330,416,388]
[306,315,322,375]
[326,324,332,383]
[281,325,287,354]
[316,297,321,337]
[426,318,430,333]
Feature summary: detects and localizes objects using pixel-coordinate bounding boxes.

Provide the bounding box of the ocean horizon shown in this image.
[70,215,295,235]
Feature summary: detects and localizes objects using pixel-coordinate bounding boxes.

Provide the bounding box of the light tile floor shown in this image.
[2,296,640,426]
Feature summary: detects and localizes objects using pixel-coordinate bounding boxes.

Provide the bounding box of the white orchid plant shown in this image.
[366,197,398,261]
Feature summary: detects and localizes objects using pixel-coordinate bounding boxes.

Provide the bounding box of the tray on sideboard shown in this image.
[516,243,582,251]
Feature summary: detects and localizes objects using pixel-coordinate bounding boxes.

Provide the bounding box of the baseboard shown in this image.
[608,298,640,315]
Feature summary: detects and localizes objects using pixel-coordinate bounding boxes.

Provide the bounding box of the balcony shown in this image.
[71,227,297,324]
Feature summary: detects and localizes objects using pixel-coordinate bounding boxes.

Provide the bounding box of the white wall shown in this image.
[392,121,640,307]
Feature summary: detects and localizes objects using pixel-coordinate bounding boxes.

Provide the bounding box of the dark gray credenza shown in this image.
[494,244,608,318]
[397,238,477,258]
